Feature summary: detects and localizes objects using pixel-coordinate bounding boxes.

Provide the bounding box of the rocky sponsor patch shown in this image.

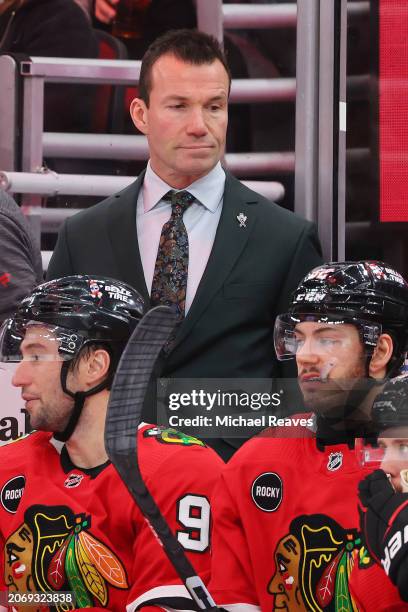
[1,475,25,513]
[251,472,283,512]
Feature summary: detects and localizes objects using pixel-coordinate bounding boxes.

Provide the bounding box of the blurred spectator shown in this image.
[0,0,98,132]
[93,0,196,58]
[73,0,92,16]
[0,190,43,321]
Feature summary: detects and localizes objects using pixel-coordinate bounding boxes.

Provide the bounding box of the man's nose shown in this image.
[186,107,208,136]
[296,338,320,364]
[11,360,31,387]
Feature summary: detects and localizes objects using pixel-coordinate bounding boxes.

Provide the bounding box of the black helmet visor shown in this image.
[274,313,382,361]
[0,318,86,363]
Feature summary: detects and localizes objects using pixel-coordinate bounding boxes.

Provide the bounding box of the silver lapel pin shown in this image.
[237,212,247,228]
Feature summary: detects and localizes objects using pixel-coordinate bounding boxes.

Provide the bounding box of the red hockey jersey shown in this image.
[209,427,407,611]
[0,424,223,612]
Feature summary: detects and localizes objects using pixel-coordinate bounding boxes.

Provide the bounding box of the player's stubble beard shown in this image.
[299,355,367,419]
[26,392,74,433]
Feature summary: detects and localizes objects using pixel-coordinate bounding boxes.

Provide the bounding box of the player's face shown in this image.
[378,428,408,491]
[295,322,366,415]
[131,53,229,189]
[4,522,35,593]
[268,534,304,610]
[11,325,75,432]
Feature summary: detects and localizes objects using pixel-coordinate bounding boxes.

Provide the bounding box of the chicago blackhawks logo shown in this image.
[143,426,206,447]
[268,514,371,611]
[4,504,128,610]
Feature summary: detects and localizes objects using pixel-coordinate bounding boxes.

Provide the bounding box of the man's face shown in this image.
[378,427,408,491]
[294,321,366,415]
[11,325,74,432]
[131,54,229,188]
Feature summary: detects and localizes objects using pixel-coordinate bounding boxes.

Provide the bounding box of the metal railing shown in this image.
[0,0,371,263]
[41,133,295,175]
[0,171,285,204]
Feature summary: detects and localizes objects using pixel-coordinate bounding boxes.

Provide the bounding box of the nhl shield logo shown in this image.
[64,473,84,488]
[327,452,343,471]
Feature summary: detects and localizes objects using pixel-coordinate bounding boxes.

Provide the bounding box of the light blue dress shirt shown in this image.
[136,162,225,314]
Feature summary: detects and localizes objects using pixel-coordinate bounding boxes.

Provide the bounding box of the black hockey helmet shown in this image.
[0,275,144,362]
[357,375,408,468]
[274,261,408,374]
[371,374,408,431]
[0,275,145,441]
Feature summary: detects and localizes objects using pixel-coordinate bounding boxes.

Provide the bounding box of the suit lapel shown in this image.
[172,171,260,349]
[107,171,150,302]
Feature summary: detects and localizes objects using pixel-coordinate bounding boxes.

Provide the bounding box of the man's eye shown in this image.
[25,354,44,362]
[318,337,338,346]
[278,560,287,573]
[209,105,221,111]
[399,444,408,455]
[169,104,185,109]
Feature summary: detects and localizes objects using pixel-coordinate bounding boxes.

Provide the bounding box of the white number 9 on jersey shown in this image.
[176,494,210,552]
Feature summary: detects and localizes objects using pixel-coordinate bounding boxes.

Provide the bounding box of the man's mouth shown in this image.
[179,145,214,150]
[300,373,322,383]
[22,393,37,402]
[22,395,39,410]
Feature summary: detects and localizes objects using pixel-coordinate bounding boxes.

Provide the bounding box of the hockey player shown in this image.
[209,261,408,611]
[358,374,408,606]
[0,276,223,612]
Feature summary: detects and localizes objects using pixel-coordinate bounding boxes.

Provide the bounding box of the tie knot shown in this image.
[165,190,195,217]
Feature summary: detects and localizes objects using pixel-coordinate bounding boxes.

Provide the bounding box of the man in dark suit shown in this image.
[47,29,322,459]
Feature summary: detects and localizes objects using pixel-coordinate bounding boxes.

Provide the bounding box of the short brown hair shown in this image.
[138,29,231,106]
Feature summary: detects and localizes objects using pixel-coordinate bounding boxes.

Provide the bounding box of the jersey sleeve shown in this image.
[209,468,261,610]
[349,561,408,611]
[126,444,223,611]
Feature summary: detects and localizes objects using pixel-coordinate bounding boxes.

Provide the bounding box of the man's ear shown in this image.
[369,333,394,378]
[81,348,111,389]
[130,97,149,135]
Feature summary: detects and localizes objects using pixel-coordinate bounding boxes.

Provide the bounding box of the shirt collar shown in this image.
[142,161,225,213]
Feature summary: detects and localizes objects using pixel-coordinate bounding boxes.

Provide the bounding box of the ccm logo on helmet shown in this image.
[382,525,408,575]
[1,475,25,513]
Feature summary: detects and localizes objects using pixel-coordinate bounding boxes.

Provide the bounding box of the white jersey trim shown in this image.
[126,584,194,611]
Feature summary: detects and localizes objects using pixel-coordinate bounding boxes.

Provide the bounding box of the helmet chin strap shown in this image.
[54,361,110,442]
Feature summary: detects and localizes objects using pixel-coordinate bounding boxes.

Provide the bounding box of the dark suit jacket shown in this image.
[47,170,322,458]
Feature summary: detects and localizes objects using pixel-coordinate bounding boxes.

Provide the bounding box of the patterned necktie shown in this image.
[150,190,195,318]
